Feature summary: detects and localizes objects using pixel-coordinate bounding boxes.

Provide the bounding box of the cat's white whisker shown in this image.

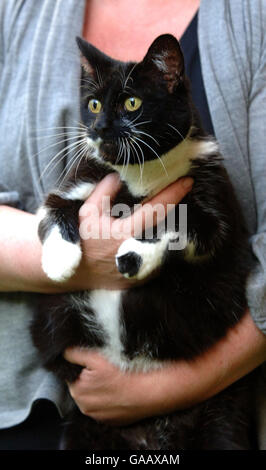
[32,131,85,141]
[123,63,138,92]
[167,123,185,141]
[125,140,131,178]
[133,120,152,127]
[38,137,87,182]
[130,109,143,125]
[57,140,88,189]
[80,77,99,87]
[50,141,88,187]
[74,145,89,182]
[39,152,69,184]
[34,125,87,132]
[117,67,127,89]
[134,136,168,177]
[95,65,104,88]
[30,125,87,152]
[121,138,129,179]
[130,137,144,181]
[115,138,121,165]
[116,138,124,165]
[133,129,159,146]
[123,138,130,178]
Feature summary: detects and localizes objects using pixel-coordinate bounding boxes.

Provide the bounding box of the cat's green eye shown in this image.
[124,97,142,112]
[88,99,102,114]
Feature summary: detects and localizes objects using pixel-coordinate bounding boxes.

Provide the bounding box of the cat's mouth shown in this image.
[86,136,118,165]
[101,141,114,151]
[87,135,129,166]
[100,140,120,164]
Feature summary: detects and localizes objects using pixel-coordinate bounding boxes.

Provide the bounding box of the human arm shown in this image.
[245,4,266,335]
[64,310,266,425]
[0,205,52,293]
[198,0,266,337]
[0,174,193,293]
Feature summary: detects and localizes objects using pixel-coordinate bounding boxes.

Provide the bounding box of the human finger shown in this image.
[80,173,121,217]
[64,346,92,368]
[64,347,111,370]
[122,176,194,235]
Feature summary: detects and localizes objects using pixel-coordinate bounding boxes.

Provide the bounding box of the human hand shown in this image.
[64,347,177,426]
[64,312,266,426]
[0,173,193,293]
[68,173,194,291]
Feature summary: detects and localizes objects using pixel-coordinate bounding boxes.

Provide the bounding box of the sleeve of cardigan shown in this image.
[246,5,266,334]
[0,192,20,208]
[0,1,20,211]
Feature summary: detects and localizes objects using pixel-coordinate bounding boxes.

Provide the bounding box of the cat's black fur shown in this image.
[31,35,257,449]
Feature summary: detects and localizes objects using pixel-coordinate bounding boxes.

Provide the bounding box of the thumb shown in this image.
[64,347,113,370]
[64,346,100,369]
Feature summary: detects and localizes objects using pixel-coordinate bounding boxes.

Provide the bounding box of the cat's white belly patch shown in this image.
[42,225,82,282]
[89,289,124,367]
[88,289,162,372]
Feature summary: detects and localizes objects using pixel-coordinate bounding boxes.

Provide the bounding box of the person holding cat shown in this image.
[0,0,265,449]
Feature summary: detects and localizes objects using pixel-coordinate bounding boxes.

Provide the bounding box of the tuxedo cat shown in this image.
[31,34,256,450]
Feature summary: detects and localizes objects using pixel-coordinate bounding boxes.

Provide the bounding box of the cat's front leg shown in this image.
[37,182,96,282]
[115,231,179,280]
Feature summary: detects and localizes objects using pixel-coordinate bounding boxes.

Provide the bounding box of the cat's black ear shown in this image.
[76,36,113,78]
[141,34,184,93]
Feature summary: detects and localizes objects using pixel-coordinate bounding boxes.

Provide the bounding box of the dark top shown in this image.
[180,13,215,136]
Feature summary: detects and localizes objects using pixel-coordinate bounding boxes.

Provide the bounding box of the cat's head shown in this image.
[77,34,192,168]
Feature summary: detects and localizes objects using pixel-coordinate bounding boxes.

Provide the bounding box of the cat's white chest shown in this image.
[113,137,218,198]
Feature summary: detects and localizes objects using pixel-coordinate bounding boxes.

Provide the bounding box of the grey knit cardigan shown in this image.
[0,0,265,443]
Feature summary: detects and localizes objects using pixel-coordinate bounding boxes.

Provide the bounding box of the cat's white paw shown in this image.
[36,206,48,225]
[115,237,161,281]
[42,226,82,282]
[116,239,143,280]
[116,233,178,281]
